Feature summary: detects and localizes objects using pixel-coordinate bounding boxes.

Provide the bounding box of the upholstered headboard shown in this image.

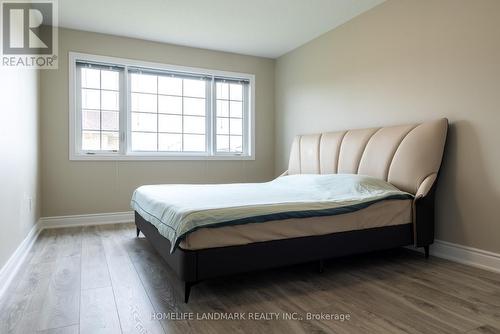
[287,118,448,196]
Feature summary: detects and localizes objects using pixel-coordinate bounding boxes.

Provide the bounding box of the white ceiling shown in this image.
[59,0,384,58]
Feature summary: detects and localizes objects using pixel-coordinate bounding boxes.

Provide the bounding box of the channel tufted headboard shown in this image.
[287,118,448,196]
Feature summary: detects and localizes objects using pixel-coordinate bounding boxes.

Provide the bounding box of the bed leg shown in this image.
[424,245,430,259]
[136,227,140,237]
[318,259,324,273]
[184,282,193,303]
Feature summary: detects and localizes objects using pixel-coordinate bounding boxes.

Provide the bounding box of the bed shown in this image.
[133,118,448,302]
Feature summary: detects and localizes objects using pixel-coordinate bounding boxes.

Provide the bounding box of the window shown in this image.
[69,53,254,160]
[78,64,122,152]
[215,80,245,153]
[129,71,208,153]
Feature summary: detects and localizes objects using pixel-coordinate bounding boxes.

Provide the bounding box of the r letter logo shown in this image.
[1,0,58,68]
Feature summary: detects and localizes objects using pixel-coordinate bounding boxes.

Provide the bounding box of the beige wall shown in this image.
[0,68,40,268]
[36,1,500,254]
[275,0,500,253]
[40,28,275,217]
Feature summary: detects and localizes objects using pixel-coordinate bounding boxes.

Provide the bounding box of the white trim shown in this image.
[68,52,256,161]
[70,52,254,80]
[39,211,134,229]
[68,153,254,161]
[0,222,42,299]
[249,77,256,159]
[423,240,500,274]
[68,52,77,160]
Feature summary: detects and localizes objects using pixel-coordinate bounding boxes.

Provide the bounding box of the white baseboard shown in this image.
[39,211,134,229]
[0,221,42,298]
[428,240,500,274]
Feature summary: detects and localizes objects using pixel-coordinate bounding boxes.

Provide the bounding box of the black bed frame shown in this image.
[134,182,436,303]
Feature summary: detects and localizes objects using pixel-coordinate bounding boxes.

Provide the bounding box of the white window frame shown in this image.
[69,52,255,161]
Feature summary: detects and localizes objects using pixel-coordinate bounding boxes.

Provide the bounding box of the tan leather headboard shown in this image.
[287,118,448,195]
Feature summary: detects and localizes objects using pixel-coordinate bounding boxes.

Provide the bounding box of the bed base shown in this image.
[135,181,437,303]
[135,212,418,303]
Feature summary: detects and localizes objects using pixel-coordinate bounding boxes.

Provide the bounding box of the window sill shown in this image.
[69,153,255,161]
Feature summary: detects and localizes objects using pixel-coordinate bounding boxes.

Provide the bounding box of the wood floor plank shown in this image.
[80,286,121,334]
[114,227,248,333]
[37,324,79,334]
[0,291,31,334]
[466,324,500,334]
[81,226,111,290]
[368,259,500,328]
[387,255,500,299]
[56,227,83,258]
[114,226,186,311]
[32,229,59,264]
[305,269,465,334]
[0,260,57,334]
[99,224,165,334]
[36,254,81,331]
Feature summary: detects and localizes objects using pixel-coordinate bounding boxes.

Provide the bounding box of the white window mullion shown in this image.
[156,75,159,152]
[120,66,128,155]
[98,69,102,150]
[181,79,184,152]
[206,76,214,156]
[75,66,83,156]
[243,83,249,156]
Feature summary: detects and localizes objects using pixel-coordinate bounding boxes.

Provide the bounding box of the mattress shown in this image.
[131,174,413,252]
[179,198,412,250]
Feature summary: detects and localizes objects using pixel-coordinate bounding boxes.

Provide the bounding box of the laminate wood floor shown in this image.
[1,224,499,334]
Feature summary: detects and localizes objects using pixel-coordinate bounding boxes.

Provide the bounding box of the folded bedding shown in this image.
[131,174,413,253]
[179,199,412,250]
